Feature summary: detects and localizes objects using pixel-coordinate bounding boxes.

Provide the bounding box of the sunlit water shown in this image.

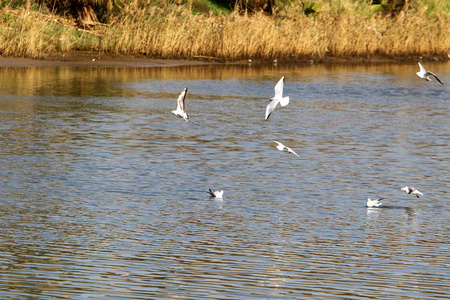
[0,62,449,299]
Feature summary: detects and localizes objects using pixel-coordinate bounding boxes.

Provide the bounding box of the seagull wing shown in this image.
[265,99,279,120]
[177,87,188,111]
[369,198,383,207]
[418,62,427,74]
[274,76,285,99]
[373,198,384,207]
[274,141,283,146]
[427,72,443,84]
[286,146,300,157]
[367,198,379,207]
[208,189,215,197]
[274,140,285,150]
[412,189,423,196]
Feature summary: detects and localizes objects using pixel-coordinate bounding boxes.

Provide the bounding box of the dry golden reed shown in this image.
[1,2,449,61]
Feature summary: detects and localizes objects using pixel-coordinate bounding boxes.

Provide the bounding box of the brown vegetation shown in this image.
[0,1,449,61]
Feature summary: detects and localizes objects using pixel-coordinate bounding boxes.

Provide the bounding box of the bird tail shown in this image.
[280,96,289,107]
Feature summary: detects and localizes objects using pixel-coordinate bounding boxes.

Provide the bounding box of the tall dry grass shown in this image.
[101,4,449,60]
[0,7,100,58]
[0,9,51,58]
[1,1,449,61]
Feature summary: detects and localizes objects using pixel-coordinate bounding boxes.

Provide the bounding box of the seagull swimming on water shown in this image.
[400,186,423,198]
[274,141,300,157]
[366,198,383,208]
[416,62,443,84]
[171,87,189,121]
[265,76,290,120]
[208,189,224,199]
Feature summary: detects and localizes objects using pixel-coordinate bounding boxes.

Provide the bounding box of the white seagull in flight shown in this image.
[416,62,443,84]
[172,87,189,121]
[400,186,423,198]
[265,76,290,120]
[274,141,300,157]
[208,189,224,199]
[366,198,383,208]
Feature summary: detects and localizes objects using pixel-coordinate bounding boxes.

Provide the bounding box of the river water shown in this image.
[0,62,449,299]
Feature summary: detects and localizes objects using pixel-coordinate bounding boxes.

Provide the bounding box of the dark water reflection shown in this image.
[0,62,449,299]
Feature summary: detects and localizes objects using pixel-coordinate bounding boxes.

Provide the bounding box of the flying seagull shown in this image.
[416,62,443,84]
[172,87,189,121]
[366,198,383,208]
[265,76,290,120]
[208,189,224,199]
[400,186,423,198]
[274,141,300,157]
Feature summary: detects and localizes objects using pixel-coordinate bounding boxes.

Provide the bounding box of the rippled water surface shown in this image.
[0,62,449,299]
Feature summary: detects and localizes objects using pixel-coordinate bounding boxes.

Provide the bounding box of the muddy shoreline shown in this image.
[0,51,447,68]
[0,52,215,68]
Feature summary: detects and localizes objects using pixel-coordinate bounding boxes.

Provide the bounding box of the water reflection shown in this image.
[0,62,449,299]
[1,61,448,97]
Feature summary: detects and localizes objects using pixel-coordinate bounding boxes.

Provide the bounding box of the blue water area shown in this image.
[0,62,449,299]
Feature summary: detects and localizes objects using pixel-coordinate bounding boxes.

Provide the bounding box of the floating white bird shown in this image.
[171,87,189,121]
[416,62,443,84]
[366,198,383,208]
[208,189,224,199]
[400,186,423,198]
[265,76,290,120]
[273,141,300,157]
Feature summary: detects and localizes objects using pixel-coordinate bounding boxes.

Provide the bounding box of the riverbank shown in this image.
[0,52,216,68]
[1,2,449,62]
[1,51,446,69]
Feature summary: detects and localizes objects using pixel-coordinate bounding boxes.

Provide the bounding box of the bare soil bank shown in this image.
[0,52,215,68]
[0,51,445,68]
